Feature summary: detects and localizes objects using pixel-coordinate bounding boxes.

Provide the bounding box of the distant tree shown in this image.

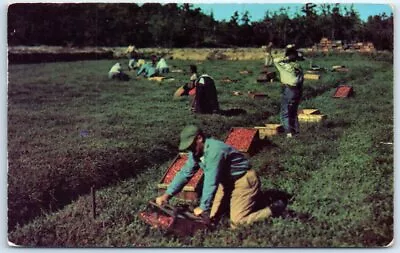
[240,10,251,25]
[342,4,362,43]
[237,11,253,46]
[229,11,239,26]
[363,13,393,50]
[299,3,318,46]
[6,2,393,50]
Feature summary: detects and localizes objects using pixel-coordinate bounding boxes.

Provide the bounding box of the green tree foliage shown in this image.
[363,13,393,50]
[7,3,393,50]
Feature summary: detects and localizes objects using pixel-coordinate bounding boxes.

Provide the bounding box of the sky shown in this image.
[192,3,393,22]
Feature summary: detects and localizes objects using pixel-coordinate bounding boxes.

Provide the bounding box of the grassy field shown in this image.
[7,52,393,247]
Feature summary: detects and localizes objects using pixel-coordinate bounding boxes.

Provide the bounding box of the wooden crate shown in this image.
[298,114,327,123]
[298,108,326,123]
[158,153,204,201]
[171,69,184,73]
[331,65,349,72]
[256,72,276,82]
[239,70,253,74]
[232,91,243,96]
[333,67,349,73]
[298,109,320,115]
[304,73,320,80]
[148,76,166,82]
[248,92,268,99]
[332,65,349,72]
[224,127,260,156]
[254,124,284,139]
[333,85,354,98]
[221,78,239,83]
[138,201,210,237]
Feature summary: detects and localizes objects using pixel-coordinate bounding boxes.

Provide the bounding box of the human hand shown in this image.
[193,207,204,216]
[155,194,170,206]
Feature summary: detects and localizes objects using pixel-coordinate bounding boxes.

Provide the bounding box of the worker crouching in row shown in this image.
[156,125,287,229]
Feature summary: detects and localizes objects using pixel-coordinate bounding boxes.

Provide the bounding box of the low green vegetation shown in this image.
[7,52,393,247]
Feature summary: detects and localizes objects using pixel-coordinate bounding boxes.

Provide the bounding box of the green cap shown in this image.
[179,125,200,151]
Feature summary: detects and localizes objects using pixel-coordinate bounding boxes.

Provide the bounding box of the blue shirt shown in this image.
[137,63,157,78]
[166,138,250,211]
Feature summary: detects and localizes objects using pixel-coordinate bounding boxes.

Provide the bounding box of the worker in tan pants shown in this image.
[156,125,286,229]
[210,169,273,228]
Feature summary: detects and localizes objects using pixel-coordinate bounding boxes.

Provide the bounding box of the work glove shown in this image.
[155,194,170,206]
[193,206,204,216]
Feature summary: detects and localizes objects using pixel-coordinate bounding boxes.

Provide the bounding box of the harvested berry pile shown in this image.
[333,85,353,98]
[225,128,258,152]
[139,211,174,229]
[162,155,188,184]
[162,154,203,187]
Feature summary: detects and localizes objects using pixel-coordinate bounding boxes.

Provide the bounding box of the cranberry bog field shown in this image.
[7,51,393,247]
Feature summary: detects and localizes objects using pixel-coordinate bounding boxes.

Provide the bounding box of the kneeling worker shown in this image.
[108,62,130,81]
[191,74,219,114]
[156,125,286,229]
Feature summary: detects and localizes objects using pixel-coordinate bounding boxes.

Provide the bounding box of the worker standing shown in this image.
[271,44,304,137]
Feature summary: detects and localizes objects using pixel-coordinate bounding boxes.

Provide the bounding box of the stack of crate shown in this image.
[319,37,332,52]
[359,42,376,53]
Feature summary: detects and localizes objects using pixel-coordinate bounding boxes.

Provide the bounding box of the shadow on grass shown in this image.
[209,188,314,230]
[217,108,247,117]
[256,189,314,222]
[7,146,176,232]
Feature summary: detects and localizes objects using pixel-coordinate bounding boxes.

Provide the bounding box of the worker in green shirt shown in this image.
[156,125,287,228]
[108,62,130,81]
[173,64,198,98]
[137,56,159,78]
[156,57,170,74]
[136,62,158,78]
[272,44,304,137]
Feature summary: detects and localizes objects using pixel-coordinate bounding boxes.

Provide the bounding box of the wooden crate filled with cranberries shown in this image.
[224,127,260,156]
[158,153,204,201]
[138,211,175,230]
[138,201,210,237]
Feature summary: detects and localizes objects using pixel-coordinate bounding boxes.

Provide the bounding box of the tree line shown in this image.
[7,3,393,50]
